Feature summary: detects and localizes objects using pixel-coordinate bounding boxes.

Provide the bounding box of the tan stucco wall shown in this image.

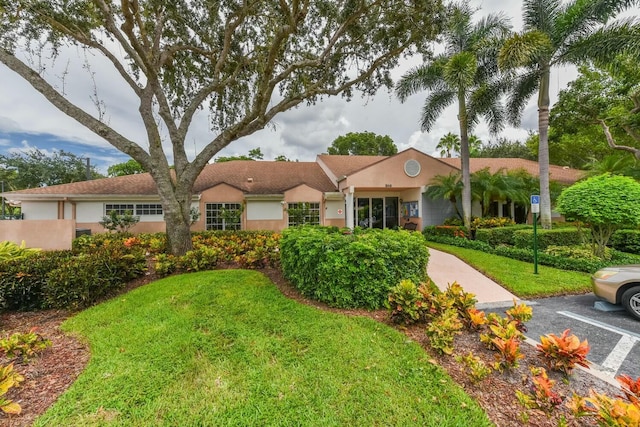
[75,222,167,235]
[0,220,75,250]
[285,185,322,202]
[341,150,457,190]
[246,219,286,232]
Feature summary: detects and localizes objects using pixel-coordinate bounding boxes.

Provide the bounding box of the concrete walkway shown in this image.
[427,248,518,308]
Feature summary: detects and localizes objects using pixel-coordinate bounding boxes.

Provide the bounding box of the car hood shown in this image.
[599,264,640,273]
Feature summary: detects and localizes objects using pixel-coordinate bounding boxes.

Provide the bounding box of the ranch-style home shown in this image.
[0,148,582,250]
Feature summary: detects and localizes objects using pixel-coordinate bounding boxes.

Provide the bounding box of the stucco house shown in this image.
[0,148,582,249]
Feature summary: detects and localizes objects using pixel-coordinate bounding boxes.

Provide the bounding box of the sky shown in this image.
[0,1,632,174]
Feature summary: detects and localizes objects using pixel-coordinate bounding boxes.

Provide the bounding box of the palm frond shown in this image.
[468,81,508,134]
[506,70,541,127]
[443,3,474,54]
[395,58,448,102]
[472,13,513,46]
[522,0,563,33]
[557,20,640,65]
[444,51,477,89]
[499,31,553,69]
[420,90,456,132]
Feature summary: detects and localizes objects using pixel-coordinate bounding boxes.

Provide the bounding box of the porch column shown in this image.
[345,186,355,229]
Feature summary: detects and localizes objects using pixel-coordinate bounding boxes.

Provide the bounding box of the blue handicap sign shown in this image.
[531,195,540,204]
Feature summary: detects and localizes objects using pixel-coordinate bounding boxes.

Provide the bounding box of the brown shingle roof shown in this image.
[8,161,337,197]
[316,155,387,178]
[438,158,583,184]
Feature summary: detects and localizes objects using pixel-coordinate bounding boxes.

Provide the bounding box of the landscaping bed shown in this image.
[0,266,631,426]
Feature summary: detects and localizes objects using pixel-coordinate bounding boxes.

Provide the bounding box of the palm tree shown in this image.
[584,153,640,180]
[499,0,640,229]
[471,168,519,217]
[436,132,460,157]
[424,172,463,219]
[396,3,511,231]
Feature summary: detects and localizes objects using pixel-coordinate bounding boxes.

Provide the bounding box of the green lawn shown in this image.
[36,270,491,426]
[427,242,592,298]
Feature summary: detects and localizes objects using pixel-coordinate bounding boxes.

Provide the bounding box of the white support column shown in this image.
[345,186,355,229]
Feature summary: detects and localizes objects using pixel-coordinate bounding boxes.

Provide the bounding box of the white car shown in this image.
[592,265,640,320]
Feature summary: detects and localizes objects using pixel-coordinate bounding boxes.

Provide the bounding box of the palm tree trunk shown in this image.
[538,64,552,229]
[458,93,472,232]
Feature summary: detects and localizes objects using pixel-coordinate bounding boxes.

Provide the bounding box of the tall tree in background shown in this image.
[107,159,145,177]
[327,131,397,156]
[436,132,460,157]
[0,0,443,255]
[499,0,640,229]
[473,137,535,159]
[0,149,101,189]
[215,147,264,163]
[396,3,511,231]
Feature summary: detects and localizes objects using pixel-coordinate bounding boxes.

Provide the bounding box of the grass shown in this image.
[36,270,492,426]
[427,242,592,298]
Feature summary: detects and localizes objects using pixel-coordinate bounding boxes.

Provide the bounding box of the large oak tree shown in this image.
[0,0,443,254]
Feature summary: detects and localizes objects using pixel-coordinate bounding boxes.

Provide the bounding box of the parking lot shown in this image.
[487,293,640,380]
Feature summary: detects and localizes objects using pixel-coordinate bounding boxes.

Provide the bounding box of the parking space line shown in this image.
[557,311,640,340]
[601,335,637,374]
[558,310,640,375]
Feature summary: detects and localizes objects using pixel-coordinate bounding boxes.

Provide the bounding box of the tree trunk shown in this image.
[458,94,472,232]
[154,174,195,256]
[538,65,552,229]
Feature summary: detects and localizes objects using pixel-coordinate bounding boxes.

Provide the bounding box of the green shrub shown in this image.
[610,229,640,254]
[475,225,531,247]
[44,247,146,310]
[513,228,584,251]
[423,234,493,252]
[281,227,428,309]
[471,217,516,229]
[0,241,40,261]
[545,245,610,261]
[0,251,72,311]
[422,225,469,239]
[493,246,607,273]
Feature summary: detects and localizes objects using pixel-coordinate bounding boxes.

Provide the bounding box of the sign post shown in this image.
[531,195,540,274]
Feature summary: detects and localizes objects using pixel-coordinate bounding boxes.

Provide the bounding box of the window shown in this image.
[206,203,242,230]
[136,204,163,215]
[105,204,134,215]
[287,202,320,227]
[105,203,163,216]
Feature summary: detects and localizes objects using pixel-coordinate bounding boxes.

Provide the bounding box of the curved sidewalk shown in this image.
[427,248,518,308]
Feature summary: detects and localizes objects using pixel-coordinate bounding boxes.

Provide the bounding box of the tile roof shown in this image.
[438,157,583,184]
[316,154,387,178]
[7,161,337,197]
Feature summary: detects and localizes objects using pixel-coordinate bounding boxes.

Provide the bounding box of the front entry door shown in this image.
[356,197,398,229]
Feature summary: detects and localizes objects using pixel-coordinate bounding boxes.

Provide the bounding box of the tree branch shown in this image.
[0,48,150,163]
[598,118,640,159]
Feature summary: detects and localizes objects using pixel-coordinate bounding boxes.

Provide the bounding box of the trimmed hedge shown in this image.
[610,229,640,255]
[475,225,531,247]
[0,241,147,312]
[422,225,469,239]
[280,226,428,309]
[513,227,584,251]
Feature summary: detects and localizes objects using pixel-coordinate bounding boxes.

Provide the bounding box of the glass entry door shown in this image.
[356,197,398,229]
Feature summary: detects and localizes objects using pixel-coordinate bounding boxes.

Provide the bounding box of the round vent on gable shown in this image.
[404,159,421,177]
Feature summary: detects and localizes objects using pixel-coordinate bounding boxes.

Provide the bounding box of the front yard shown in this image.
[31,270,491,426]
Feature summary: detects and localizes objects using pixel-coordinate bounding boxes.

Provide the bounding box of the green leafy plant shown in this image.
[444,282,477,323]
[479,314,523,350]
[0,363,24,415]
[0,328,52,363]
[537,329,590,375]
[516,367,563,415]
[426,308,463,355]
[505,300,533,332]
[99,210,140,233]
[568,391,640,426]
[455,352,492,383]
[386,279,424,324]
[0,240,40,261]
[466,308,488,330]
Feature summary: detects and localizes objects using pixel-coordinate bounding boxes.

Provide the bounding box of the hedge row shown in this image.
[424,234,640,273]
[280,227,429,309]
[610,229,640,255]
[0,244,146,311]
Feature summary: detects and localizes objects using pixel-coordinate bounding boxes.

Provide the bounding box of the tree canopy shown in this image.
[498,0,640,229]
[327,132,397,156]
[556,174,640,257]
[0,0,443,255]
[215,148,264,163]
[107,159,145,177]
[473,137,536,160]
[0,149,101,189]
